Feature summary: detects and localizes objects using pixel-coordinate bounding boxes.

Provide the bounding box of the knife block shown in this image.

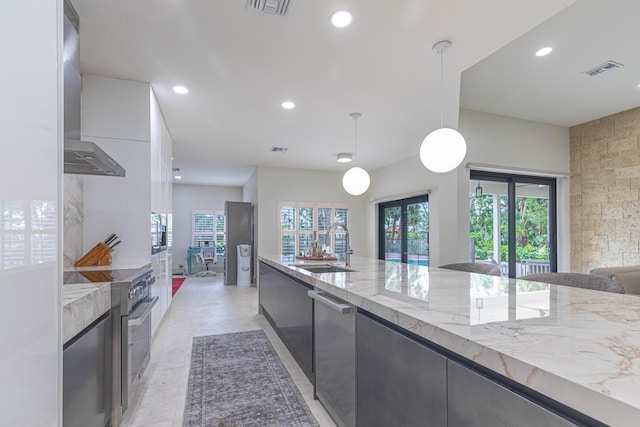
[74,242,112,267]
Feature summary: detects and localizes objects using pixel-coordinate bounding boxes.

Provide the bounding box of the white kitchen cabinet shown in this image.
[149,89,173,336]
[151,251,169,335]
[0,1,62,424]
[82,74,151,142]
[82,75,173,336]
[82,136,151,268]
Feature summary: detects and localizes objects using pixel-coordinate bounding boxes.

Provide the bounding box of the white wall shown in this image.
[365,108,570,268]
[172,184,243,273]
[254,166,368,260]
[0,1,62,425]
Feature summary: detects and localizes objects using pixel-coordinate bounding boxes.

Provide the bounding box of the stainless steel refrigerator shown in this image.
[224,201,252,285]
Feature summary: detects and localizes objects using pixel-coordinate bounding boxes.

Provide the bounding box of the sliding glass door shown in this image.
[470,171,556,278]
[378,195,429,266]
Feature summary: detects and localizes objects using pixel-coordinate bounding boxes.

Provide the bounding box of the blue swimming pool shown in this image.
[388,259,429,266]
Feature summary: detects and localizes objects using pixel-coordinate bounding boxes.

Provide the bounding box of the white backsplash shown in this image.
[64,174,84,269]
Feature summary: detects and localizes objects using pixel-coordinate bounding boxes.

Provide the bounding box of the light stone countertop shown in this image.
[259,255,640,427]
[63,282,110,344]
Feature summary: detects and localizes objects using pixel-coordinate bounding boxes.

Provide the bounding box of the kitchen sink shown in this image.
[290,264,356,274]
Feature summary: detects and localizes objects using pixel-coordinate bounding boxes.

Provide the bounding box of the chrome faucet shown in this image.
[325,223,353,267]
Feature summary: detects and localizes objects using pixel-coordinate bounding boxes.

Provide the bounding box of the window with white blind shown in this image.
[192,210,226,255]
[167,213,173,248]
[277,202,349,263]
[0,199,57,269]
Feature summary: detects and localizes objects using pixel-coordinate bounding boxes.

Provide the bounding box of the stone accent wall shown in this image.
[570,106,640,273]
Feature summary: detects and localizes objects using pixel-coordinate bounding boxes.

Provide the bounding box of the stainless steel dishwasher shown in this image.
[308,290,356,427]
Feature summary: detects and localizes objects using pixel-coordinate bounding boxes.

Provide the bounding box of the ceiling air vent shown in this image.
[246,0,295,17]
[582,60,624,77]
[270,146,288,153]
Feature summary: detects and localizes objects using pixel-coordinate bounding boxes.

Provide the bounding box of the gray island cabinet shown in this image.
[358,311,580,427]
[258,261,313,381]
[258,255,639,427]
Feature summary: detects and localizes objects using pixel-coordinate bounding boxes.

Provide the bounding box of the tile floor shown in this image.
[120,275,337,427]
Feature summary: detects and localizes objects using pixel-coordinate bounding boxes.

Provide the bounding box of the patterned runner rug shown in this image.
[172,277,186,296]
[183,329,320,427]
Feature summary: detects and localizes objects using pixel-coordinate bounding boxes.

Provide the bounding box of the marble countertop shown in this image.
[63,282,111,344]
[62,263,150,344]
[259,255,640,426]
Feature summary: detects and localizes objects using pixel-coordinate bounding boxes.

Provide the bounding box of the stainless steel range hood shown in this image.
[63,0,125,177]
[64,139,126,176]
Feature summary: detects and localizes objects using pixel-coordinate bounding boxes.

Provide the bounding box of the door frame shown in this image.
[378,194,429,264]
[470,171,557,278]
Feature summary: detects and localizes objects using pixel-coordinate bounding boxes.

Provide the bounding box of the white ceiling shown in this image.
[70,0,638,187]
[461,0,640,128]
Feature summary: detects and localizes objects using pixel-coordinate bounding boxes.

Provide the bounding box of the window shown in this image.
[0,199,57,269]
[192,210,226,255]
[278,203,349,263]
[378,195,429,266]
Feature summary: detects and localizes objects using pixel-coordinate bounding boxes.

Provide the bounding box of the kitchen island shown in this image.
[259,255,640,427]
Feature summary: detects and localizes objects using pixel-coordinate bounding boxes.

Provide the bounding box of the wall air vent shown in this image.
[246,0,295,17]
[582,61,624,77]
[270,146,288,153]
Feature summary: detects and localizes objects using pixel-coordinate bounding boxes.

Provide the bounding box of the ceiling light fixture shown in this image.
[342,112,370,195]
[281,101,295,109]
[331,10,352,28]
[174,175,182,180]
[337,153,353,163]
[173,85,189,95]
[535,47,553,57]
[419,40,467,174]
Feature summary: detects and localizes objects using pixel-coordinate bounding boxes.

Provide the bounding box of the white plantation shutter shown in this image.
[31,200,56,264]
[192,211,226,255]
[215,215,226,255]
[193,212,214,245]
[277,203,349,263]
[0,199,56,268]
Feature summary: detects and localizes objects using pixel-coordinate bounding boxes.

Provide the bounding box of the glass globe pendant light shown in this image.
[419,40,467,173]
[342,112,370,195]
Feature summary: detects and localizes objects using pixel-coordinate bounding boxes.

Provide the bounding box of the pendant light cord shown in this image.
[350,112,361,164]
[354,116,358,162]
[439,48,444,129]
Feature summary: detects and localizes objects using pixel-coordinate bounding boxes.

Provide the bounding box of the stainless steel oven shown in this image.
[110,268,157,424]
[124,284,156,406]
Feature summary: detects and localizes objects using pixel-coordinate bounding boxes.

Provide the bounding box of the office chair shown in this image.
[195,246,216,277]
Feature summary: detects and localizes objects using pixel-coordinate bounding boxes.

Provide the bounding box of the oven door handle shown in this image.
[128,296,158,326]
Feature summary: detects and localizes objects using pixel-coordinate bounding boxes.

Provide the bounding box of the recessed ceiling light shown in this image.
[337,153,353,163]
[174,175,182,180]
[281,101,295,109]
[331,10,352,28]
[535,47,553,57]
[173,85,189,94]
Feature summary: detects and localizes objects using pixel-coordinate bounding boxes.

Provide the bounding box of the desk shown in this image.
[187,247,201,275]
